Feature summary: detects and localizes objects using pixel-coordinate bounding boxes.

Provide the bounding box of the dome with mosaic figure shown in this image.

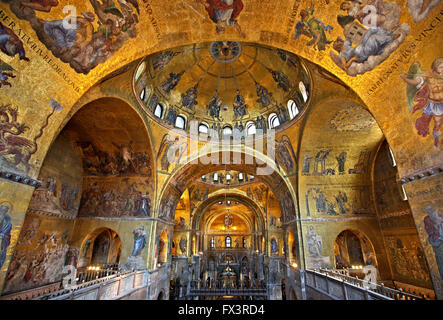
[133,42,311,136]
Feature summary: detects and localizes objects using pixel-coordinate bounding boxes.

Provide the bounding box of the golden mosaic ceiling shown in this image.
[135,42,311,129]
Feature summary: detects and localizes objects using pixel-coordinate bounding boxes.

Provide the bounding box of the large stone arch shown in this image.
[191,191,267,232]
[156,148,298,223]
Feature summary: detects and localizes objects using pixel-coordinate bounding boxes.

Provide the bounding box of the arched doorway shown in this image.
[334,230,376,269]
[157,231,168,266]
[84,228,122,267]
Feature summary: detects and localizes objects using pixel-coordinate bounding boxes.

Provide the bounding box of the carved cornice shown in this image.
[398,163,443,185]
[0,170,42,188]
[27,208,76,220]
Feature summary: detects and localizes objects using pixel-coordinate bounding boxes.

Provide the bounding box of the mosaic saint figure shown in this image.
[331,27,398,72]
[161,72,183,94]
[137,193,151,217]
[233,122,243,140]
[179,237,187,255]
[181,85,198,110]
[165,106,177,125]
[208,92,222,119]
[132,226,148,256]
[256,83,272,108]
[336,152,347,174]
[270,238,278,254]
[256,116,262,130]
[256,115,267,134]
[269,69,291,92]
[400,58,443,149]
[302,153,312,174]
[423,205,443,279]
[313,150,330,175]
[313,189,327,214]
[335,191,348,214]
[147,93,159,112]
[277,105,289,124]
[42,11,96,56]
[233,90,247,119]
[0,205,12,268]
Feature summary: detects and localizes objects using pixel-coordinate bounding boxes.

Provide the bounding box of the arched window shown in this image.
[400,184,408,201]
[242,237,246,248]
[388,147,396,167]
[225,236,232,248]
[201,175,206,181]
[238,173,244,181]
[211,237,215,249]
[287,99,300,120]
[226,173,231,181]
[140,88,146,101]
[175,114,187,130]
[268,113,280,129]
[199,123,209,134]
[154,103,164,119]
[213,172,218,182]
[299,81,308,102]
[135,61,146,82]
[246,121,256,135]
[223,126,233,136]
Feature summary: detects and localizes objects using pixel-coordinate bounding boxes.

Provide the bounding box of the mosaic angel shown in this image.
[294,1,333,51]
[400,58,443,149]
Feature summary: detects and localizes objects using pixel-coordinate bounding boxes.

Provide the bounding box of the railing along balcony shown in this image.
[0,264,143,301]
[307,269,425,300]
[188,279,267,297]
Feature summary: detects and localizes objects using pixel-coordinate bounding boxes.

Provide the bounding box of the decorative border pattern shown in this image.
[0,170,41,188]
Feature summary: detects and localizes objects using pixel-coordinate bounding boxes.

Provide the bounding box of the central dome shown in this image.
[134,42,311,136]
